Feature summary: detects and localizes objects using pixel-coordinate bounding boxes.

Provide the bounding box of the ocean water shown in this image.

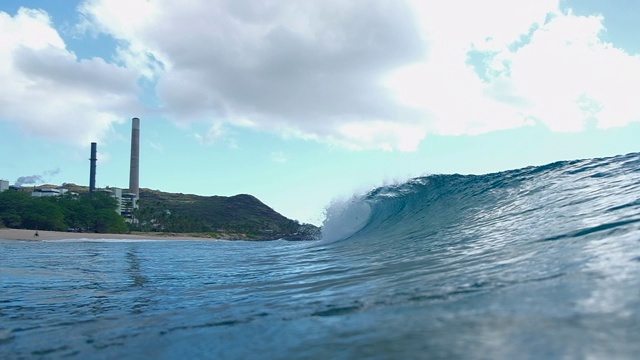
[2,152,640,359]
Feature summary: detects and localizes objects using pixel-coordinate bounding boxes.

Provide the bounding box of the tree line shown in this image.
[129,205,209,233]
[0,189,316,238]
[0,190,128,233]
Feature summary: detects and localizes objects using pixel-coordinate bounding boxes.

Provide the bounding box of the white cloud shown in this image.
[336,120,427,151]
[147,140,164,152]
[5,1,640,151]
[194,122,226,146]
[270,151,287,163]
[387,1,640,136]
[507,13,640,131]
[77,0,162,79]
[79,0,428,150]
[0,7,141,145]
[97,150,111,163]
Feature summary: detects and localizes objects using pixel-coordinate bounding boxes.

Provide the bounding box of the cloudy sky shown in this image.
[1,0,639,225]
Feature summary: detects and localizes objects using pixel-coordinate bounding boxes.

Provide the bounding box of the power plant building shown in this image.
[32,188,68,197]
[3,117,141,221]
[129,117,140,197]
[100,187,137,221]
[126,117,140,222]
[89,142,97,193]
[85,117,141,222]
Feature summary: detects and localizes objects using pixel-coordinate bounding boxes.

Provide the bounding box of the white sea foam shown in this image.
[319,195,371,244]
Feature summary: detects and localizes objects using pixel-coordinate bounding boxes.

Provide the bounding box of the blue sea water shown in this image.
[2,152,640,359]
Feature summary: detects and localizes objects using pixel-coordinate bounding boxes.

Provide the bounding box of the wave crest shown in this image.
[319,196,372,244]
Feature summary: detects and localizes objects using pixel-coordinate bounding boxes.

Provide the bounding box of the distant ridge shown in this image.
[34,184,318,240]
[140,189,302,237]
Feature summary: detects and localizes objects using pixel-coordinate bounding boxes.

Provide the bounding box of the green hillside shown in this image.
[138,189,309,238]
[58,184,319,240]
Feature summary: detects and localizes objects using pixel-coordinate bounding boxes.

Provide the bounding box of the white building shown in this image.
[32,188,67,197]
[0,180,8,192]
[101,187,139,222]
[121,192,138,221]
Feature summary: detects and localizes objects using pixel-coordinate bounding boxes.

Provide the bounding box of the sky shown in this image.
[1,0,639,225]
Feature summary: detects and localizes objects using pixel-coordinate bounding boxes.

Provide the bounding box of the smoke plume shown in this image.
[15,168,60,186]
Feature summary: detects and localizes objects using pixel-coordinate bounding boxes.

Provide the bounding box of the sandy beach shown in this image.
[0,228,214,241]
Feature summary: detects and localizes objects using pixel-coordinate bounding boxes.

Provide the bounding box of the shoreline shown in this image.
[0,228,219,241]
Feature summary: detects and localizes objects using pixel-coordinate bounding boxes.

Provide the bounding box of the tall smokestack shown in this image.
[89,142,97,192]
[129,117,140,197]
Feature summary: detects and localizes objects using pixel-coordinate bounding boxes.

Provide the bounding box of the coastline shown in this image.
[0,228,217,241]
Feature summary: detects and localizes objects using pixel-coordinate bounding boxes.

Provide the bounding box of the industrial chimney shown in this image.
[129,117,140,197]
[89,142,97,192]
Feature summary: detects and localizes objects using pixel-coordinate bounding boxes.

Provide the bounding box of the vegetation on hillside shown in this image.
[132,189,308,238]
[0,190,128,233]
[1,184,319,240]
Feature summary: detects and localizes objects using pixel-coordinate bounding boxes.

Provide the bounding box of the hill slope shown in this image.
[140,189,303,237]
[57,184,318,240]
